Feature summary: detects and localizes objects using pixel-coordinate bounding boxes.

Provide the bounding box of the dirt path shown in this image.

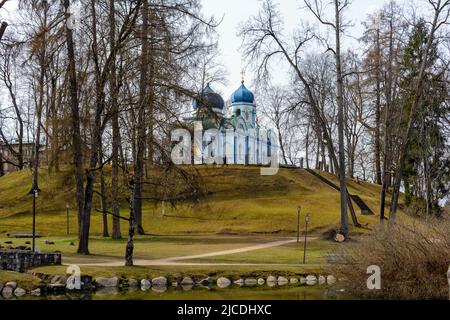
[65,237,316,267]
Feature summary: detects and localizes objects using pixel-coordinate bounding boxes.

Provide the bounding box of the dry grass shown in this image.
[333,216,450,300]
[0,166,388,236]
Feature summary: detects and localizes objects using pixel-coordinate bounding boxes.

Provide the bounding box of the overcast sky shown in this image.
[0,0,409,100]
[201,0,393,98]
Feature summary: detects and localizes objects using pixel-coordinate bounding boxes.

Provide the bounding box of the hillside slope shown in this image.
[0,166,403,236]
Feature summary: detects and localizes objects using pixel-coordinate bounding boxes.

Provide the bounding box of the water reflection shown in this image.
[21,285,351,300]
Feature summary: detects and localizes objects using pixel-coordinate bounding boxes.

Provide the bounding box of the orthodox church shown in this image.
[182,76,274,165]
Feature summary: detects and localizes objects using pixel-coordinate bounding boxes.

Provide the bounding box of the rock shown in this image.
[327,275,337,286]
[216,277,231,288]
[257,278,265,285]
[234,279,244,286]
[5,282,17,289]
[318,275,326,285]
[95,287,119,297]
[140,279,151,291]
[152,286,167,293]
[306,275,317,286]
[290,278,299,284]
[1,286,13,299]
[198,277,213,286]
[128,279,139,288]
[267,276,277,283]
[277,276,289,285]
[14,288,26,297]
[30,288,41,296]
[151,276,167,286]
[181,277,194,285]
[181,284,194,291]
[44,240,55,245]
[244,279,257,286]
[58,276,68,285]
[171,282,179,287]
[300,277,307,284]
[94,277,119,288]
[50,276,61,284]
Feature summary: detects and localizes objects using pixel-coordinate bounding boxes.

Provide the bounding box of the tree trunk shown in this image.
[0,21,7,42]
[374,29,382,185]
[305,121,310,169]
[275,113,288,165]
[99,142,109,238]
[133,0,149,235]
[109,0,122,240]
[0,150,4,176]
[64,0,85,243]
[125,208,135,266]
[334,0,349,237]
[3,58,24,170]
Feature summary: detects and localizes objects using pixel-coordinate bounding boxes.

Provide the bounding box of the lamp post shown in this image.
[296,206,301,243]
[303,213,310,264]
[66,202,70,236]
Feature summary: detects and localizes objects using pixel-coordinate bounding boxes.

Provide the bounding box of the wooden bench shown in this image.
[11,232,42,238]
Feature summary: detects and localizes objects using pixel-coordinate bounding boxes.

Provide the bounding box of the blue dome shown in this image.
[193,84,225,110]
[231,82,254,104]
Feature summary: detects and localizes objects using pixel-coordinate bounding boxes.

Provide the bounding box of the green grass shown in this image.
[0,270,42,290]
[0,235,294,261]
[0,166,401,237]
[180,241,335,265]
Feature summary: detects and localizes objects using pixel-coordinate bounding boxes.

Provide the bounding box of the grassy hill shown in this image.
[0,166,403,237]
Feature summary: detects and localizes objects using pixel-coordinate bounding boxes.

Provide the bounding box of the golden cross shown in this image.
[240,69,246,83]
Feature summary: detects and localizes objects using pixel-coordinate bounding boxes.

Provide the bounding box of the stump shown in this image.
[334,233,345,243]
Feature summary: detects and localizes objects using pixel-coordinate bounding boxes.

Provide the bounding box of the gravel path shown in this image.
[63,237,317,267]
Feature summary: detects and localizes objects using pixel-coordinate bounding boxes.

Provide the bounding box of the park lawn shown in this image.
[0,166,395,237]
[179,241,336,265]
[0,270,42,290]
[0,235,296,261]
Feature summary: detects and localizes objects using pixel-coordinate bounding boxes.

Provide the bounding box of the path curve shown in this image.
[65,237,317,267]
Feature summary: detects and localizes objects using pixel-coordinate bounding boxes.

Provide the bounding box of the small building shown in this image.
[0,141,39,174]
[178,78,277,165]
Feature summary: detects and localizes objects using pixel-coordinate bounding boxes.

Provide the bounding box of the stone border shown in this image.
[0,251,61,272]
[1,272,338,298]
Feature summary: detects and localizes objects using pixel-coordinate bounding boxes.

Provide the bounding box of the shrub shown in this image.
[332,216,450,300]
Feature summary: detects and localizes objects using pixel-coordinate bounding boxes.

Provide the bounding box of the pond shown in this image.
[20,285,353,300]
